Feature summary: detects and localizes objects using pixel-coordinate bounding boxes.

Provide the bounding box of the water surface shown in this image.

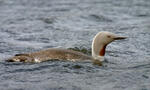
[0,0,150,90]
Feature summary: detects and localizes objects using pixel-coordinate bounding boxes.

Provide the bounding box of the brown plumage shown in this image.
[7,48,94,62]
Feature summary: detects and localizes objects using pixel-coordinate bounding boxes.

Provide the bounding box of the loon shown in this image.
[6,31,126,65]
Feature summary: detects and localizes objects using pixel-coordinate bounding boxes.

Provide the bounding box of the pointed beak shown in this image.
[114,36,127,40]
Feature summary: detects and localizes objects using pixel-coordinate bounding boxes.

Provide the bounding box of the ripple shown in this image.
[39,17,56,24]
[0,0,150,90]
[81,14,113,22]
[128,63,150,69]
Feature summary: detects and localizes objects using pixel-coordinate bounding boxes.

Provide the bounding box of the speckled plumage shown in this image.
[7,48,94,62]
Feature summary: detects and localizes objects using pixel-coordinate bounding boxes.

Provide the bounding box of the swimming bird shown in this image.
[6,31,126,65]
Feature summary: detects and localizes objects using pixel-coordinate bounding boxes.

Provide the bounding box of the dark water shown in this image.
[0,0,150,90]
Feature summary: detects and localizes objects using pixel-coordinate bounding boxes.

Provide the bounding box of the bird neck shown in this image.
[92,40,107,61]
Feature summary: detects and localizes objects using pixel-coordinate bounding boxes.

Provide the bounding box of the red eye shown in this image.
[107,35,111,38]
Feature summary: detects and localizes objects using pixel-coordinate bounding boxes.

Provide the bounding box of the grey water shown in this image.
[0,0,150,90]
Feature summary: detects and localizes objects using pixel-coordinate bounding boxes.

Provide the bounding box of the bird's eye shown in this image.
[107,35,111,38]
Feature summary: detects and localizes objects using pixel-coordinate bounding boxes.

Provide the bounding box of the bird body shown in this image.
[7,31,126,64]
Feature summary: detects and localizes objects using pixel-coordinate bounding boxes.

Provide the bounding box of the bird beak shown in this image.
[114,36,127,40]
